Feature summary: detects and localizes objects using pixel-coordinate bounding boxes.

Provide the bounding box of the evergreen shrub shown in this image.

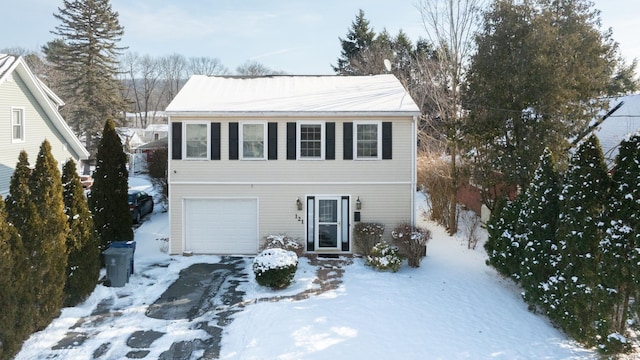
[353,222,385,256]
[366,242,402,272]
[391,222,430,267]
[253,248,298,289]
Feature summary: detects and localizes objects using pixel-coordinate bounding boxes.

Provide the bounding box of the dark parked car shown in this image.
[128,190,153,224]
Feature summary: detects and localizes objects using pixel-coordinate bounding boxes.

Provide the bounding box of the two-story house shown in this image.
[0,54,89,195]
[165,74,420,255]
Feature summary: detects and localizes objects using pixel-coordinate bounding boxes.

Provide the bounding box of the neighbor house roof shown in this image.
[595,93,640,164]
[0,54,89,160]
[165,74,421,117]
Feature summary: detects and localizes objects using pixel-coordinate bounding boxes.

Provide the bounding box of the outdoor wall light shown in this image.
[296,197,303,211]
[356,196,362,210]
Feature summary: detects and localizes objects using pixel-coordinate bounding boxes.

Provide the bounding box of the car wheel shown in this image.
[134,210,141,224]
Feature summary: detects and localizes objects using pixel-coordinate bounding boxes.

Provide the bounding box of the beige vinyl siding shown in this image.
[0,72,78,194]
[169,182,412,255]
[169,116,414,184]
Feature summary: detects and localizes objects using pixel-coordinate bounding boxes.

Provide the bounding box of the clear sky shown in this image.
[2,0,639,75]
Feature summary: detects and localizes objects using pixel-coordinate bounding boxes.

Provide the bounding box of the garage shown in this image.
[184,198,258,254]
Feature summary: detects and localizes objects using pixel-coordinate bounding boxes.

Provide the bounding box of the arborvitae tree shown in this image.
[4,150,38,346]
[89,118,132,252]
[600,133,640,344]
[46,0,126,174]
[542,135,611,345]
[333,9,376,75]
[0,201,21,359]
[515,149,560,305]
[485,194,525,280]
[28,140,69,329]
[62,159,100,306]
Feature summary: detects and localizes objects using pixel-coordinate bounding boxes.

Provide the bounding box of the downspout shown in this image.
[411,115,417,227]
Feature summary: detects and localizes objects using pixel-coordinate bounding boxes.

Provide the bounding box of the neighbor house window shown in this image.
[241,122,265,159]
[12,107,25,142]
[184,123,208,159]
[355,122,381,159]
[298,122,324,159]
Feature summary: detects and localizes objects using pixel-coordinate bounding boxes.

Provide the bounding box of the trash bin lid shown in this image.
[103,247,132,256]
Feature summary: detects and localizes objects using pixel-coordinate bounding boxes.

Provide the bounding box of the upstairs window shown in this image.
[12,107,24,142]
[241,122,265,159]
[298,123,324,159]
[355,122,380,159]
[184,123,208,159]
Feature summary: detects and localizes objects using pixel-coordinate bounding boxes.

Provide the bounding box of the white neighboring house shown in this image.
[594,94,640,165]
[116,127,145,152]
[165,74,421,255]
[143,123,168,142]
[0,54,89,196]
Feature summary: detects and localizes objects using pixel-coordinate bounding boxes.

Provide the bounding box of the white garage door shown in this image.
[185,198,258,254]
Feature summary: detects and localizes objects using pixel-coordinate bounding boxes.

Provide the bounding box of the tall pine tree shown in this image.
[46,0,126,174]
[0,201,20,359]
[600,133,640,340]
[4,150,38,344]
[62,159,100,306]
[28,140,69,329]
[515,149,560,305]
[542,135,611,345]
[89,118,132,252]
[333,9,376,75]
[485,194,526,280]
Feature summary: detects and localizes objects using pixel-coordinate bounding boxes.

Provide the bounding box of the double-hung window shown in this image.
[184,122,208,159]
[355,122,381,160]
[298,122,324,159]
[12,107,25,143]
[241,122,266,160]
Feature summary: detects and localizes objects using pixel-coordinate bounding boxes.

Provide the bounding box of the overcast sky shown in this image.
[2,0,639,75]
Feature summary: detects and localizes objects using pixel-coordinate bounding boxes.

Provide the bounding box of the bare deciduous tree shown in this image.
[417,0,486,234]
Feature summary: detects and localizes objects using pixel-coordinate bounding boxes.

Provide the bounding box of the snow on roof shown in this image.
[165,74,421,116]
[0,54,17,80]
[144,124,168,132]
[595,93,640,163]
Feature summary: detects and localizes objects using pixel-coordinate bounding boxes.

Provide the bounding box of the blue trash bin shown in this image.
[110,240,136,274]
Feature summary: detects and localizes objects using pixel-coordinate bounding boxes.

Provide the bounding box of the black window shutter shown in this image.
[343,122,353,160]
[229,122,239,160]
[325,122,335,160]
[382,122,392,160]
[286,122,296,160]
[268,122,278,160]
[171,122,182,160]
[211,122,221,160]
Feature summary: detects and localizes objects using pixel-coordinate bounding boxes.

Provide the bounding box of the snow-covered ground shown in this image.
[15,176,600,359]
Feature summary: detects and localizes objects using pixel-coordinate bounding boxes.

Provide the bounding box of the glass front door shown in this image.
[316,197,340,249]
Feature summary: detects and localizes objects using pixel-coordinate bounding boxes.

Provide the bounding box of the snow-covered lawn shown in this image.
[15,177,600,359]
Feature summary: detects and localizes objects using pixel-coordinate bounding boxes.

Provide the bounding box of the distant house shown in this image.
[0,54,89,195]
[594,94,640,166]
[165,74,421,255]
[130,136,167,174]
[123,111,167,129]
[143,123,168,142]
[116,127,145,152]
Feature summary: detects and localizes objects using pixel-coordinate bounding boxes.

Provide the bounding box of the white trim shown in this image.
[353,121,382,160]
[297,121,325,160]
[11,106,25,143]
[171,180,413,185]
[411,115,417,227]
[166,111,421,118]
[240,121,267,160]
[183,121,210,160]
[315,196,342,250]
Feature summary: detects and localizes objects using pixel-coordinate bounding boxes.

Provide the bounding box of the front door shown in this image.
[316,197,341,250]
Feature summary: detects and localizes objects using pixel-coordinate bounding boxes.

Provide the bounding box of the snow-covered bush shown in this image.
[262,234,304,258]
[391,222,430,268]
[252,248,298,289]
[365,242,402,272]
[353,222,384,256]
